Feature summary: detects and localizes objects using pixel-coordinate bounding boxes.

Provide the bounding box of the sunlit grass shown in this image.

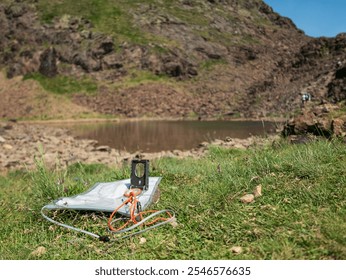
[0,139,345,259]
[23,73,97,95]
[36,0,167,45]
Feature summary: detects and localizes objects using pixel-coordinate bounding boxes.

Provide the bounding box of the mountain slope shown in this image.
[0,0,345,119]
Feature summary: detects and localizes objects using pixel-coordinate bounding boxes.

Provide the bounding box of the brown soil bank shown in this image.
[0,72,94,120]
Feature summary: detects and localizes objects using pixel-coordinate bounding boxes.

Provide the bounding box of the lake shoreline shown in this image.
[5,115,287,125]
[0,121,278,172]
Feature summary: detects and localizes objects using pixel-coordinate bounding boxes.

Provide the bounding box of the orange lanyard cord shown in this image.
[107,189,172,233]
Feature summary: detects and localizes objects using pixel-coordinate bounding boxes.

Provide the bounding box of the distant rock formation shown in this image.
[0,1,345,120]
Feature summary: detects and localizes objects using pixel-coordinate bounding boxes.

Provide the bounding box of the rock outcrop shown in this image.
[282,103,346,138]
[327,66,346,103]
[39,47,58,78]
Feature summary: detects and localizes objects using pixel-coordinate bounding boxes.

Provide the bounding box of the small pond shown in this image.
[58,120,278,153]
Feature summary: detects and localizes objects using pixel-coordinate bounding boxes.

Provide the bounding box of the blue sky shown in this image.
[263,0,346,37]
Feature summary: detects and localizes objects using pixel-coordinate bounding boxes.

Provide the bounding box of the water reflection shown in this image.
[60,120,277,153]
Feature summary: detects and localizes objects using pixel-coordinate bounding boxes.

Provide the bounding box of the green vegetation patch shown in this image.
[1,139,345,259]
[36,0,166,45]
[24,73,97,95]
[117,69,170,88]
[199,58,228,71]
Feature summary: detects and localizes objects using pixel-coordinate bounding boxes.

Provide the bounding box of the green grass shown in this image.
[0,140,345,259]
[35,0,267,48]
[36,0,168,46]
[164,2,210,26]
[113,69,171,89]
[199,59,228,71]
[23,73,98,95]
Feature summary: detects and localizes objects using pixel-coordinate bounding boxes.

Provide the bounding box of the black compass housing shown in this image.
[130,159,149,190]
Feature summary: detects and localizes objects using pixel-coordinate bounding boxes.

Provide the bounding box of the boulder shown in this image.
[99,38,114,54]
[0,7,9,40]
[73,52,101,72]
[141,54,163,74]
[327,69,346,103]
[335,67,346,79]
[187,67,198,76]
[80,30,92,39]
[92,37,114,58]
[163,61,183,77]
[56,45,74,63]
[283,111,333,138]
[39,47,58,77]
[103,54,123,69]
[194,42,228,59]
[7,63,23,78]
[282,104,345,138]
[292,111,316,133]
[5,3,28,18]
[332,118,346,136]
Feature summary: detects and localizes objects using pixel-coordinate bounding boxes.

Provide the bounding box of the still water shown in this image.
[60,120,277,153]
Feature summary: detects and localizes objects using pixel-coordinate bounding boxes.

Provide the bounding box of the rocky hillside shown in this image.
[0,0,345,120]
